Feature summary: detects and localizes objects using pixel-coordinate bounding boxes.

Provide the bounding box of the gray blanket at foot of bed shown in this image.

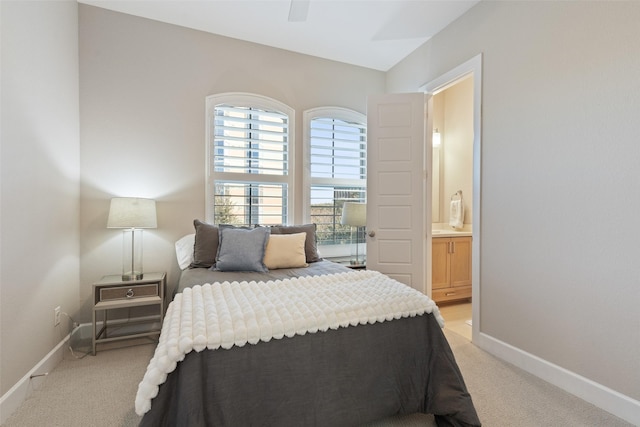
[139,313,480,427]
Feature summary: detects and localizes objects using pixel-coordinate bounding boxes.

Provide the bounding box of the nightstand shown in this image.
[92,272,166,355]
[327,257,366,270]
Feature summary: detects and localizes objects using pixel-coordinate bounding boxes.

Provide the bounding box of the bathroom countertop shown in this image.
[431,229,472,237]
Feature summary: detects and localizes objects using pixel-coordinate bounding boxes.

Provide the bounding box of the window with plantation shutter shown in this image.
[303,107,366,250]
[206,93,294,226]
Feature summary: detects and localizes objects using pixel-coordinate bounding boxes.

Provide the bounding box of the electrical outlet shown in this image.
[54,306,61,326]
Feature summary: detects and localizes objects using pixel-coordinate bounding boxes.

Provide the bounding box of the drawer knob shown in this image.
[126,288,135,298]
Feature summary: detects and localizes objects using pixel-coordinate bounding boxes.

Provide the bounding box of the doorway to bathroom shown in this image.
[423,54,482,342]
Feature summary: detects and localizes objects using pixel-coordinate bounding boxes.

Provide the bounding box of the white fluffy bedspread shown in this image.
[135,270,443,415]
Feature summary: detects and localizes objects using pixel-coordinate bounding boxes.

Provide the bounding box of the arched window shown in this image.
[206,93,294,226]
[303,107,366,253]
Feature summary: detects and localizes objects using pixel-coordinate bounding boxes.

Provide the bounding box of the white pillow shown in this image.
[175,233,195,270]
[263,232,308,269]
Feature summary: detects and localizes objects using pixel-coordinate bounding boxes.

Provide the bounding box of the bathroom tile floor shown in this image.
[438,301,472,341]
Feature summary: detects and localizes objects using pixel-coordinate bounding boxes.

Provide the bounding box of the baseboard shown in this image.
[475,332,640,426]
[0,315,160,424]
[0,332,71,425]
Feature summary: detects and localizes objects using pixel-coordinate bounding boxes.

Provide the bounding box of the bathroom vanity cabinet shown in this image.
[432,236,472,304]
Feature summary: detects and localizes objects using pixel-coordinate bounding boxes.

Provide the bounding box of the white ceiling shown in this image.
[78,0,479,71]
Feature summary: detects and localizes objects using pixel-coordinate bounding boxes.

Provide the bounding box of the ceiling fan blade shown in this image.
[288,0,310,22]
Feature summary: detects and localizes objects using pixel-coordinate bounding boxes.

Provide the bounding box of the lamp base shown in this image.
[121,228,144,281]
[350,234,365,266]
[122,272,143,281]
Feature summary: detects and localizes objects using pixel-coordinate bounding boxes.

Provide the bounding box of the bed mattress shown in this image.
[138,263,480,427]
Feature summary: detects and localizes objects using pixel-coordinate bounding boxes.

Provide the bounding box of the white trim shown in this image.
[0,316,161,423]
[475,332,640,426]
[421,54,482,342]
[0,333,70,424]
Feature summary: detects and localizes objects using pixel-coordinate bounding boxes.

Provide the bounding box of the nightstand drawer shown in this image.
[99,283,158,301]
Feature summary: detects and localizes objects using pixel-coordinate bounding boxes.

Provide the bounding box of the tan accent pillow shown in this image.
[263,232,308,269]
[269,223,321,263]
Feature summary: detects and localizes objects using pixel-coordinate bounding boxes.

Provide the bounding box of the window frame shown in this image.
[302,107,367,256]
[205,93,295,225]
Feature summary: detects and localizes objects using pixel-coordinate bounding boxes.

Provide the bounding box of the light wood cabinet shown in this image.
[432,237,472,304]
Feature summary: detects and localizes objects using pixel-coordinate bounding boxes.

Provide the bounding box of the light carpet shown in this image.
[3,331,632,427]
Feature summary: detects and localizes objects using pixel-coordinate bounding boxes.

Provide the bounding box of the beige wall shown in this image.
[442,76,473,225]
[432,76,474,225]
[3,0,639,419]
[1,1,81,396]
[78,5,385,316]
[388,1,640,402]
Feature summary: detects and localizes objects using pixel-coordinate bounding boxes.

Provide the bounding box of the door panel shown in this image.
[378,138,412,161]
[378,206,411,228]
[366,93,428,292]
[378,239,413,263]
[378,171,412,194]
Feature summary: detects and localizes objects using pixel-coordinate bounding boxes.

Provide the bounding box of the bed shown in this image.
[135,221,480,427]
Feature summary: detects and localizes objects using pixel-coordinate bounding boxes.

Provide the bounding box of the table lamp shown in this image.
[107,197,157,280]
[341,202,366,266]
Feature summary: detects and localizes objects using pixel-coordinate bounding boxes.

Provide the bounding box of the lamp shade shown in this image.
[107,197,157,229]
[341,202,366,227]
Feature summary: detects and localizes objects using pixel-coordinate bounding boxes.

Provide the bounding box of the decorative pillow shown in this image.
[215,226,270,272]
[219,224,253,231]
[217,223,254,244]
[269,224,322,263]
[263,232,308,270]
[190,220,219,268]
[175,233,195,270]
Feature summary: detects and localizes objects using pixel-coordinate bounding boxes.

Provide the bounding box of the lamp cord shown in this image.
[60,312,90,359]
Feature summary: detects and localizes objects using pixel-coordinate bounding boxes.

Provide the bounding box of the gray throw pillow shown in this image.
[190,220,219,268]
[215,226,270,272]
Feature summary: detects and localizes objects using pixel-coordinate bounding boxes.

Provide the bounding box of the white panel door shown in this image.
[366,93,429,293]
